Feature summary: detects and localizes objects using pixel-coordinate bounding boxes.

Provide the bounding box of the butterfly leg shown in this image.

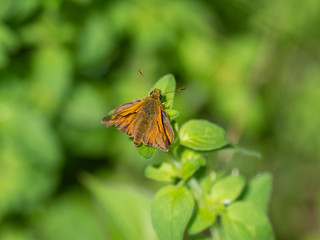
[162,102,167,110]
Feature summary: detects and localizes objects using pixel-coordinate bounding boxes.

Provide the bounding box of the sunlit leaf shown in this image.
[222,202,274,240]
[174,147,205,179]
[153,74,176,109]
[83,175,157,240]
[136,144,157,159]
[189,206,216,235]
[242,173,273,213]
[145,163,180,182]
[209,175,245,205]
[179,120,229,151]
[165,109,180,120]
[151,186,194,240]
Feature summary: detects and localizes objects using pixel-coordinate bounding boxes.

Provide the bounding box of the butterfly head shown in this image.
[149,88,162,100]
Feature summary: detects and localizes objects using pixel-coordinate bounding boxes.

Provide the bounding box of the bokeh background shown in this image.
[1,0,320,239]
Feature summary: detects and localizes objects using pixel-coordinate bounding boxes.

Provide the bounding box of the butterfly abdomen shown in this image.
[133,118,149,146]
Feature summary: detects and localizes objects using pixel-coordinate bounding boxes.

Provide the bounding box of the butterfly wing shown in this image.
[101,99,143,137]
[161,109,174,144]
[142,102,174,152]
[102,97,174,151]
[114,100,141,114]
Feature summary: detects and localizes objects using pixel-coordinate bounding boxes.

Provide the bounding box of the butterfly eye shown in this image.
[150,90,154,95]
[159,94,162,100]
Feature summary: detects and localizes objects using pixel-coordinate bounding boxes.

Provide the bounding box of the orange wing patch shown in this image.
[142,106,174,152]
[101,100,144,137]
[114,100,141,114]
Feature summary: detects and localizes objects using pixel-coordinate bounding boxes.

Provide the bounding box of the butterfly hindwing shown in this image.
[161,109,174,144]
[142,102,174,152]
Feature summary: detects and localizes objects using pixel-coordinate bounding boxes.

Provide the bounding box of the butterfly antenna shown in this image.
[163,87,185,94]
[138,70,152,89]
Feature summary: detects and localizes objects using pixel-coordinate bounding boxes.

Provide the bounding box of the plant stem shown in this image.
[188,177,204,205]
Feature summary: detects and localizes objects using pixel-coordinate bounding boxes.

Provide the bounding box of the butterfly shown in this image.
[101,87,183,152]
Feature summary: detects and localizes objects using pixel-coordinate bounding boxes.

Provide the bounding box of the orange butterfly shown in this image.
[101,87,183,152]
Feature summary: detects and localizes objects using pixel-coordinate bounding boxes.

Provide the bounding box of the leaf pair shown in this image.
[151,173,274,240]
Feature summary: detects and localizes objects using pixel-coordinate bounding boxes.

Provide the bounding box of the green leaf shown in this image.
[176,147,205,180]
[200,171,226,194]
[145,163,180,182]
[242,173,273,213]
[181,160,201,180]
[209,175,245,205]
[153,74,176,109]
[83,175,157,240]
[211,226,231,240]
[136,144,156,159]
[179,120,229,151]
[200,175,214,194]
[108,108,114,115]
[176,147,204,164]
[151,186,194,240]
[222,202,274,240]
[165,109,180,120]
[189,206,216,235]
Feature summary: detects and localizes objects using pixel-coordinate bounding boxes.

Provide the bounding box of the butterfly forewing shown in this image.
[114,100,141,114]
[101,100,143,131]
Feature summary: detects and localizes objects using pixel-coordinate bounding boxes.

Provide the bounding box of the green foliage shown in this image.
[241,173,273,213]
[83,174,157,240]
[145,163,180,182]
[188,206,216,235]
[165,109,180,120]
[179,120,229,151]
[222,202,274,240]
[209,175,246,205]
[1,0,319,239]
[151,186,194,240]
[136,144,157,159]
[152,74,176,109]
[139,76,274,240]
[32,191,104,240]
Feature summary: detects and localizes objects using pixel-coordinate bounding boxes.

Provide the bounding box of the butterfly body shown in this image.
[101,88,174,151]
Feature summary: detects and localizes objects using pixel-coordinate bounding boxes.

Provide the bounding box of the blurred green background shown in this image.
[1,0,320,239]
